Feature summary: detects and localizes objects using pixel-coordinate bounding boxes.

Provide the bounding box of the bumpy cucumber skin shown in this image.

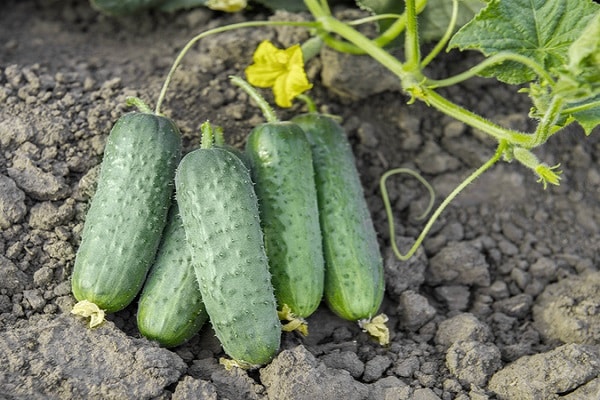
[291,114,384,322]
[137,204,208,347]
[175,148,280,366]
[245,122,324,318]
[72,112,181,313]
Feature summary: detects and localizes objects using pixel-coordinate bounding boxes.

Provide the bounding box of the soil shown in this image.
[1,1,600,399]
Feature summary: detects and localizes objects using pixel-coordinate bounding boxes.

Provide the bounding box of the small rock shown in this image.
[0,174,27,228]
[392,356,420,378]
[321,351,365,379]
[488,344,600,400]
[33,266,53,287]
[493,294,532,319]
[533,272,600,344]
[28,200,74,230]
[368,376,411,400]
[23,289,46,311]
[7,155,69,200]
[487,280,510,300]
[529,257,558,281]
[415,141,461,175]
[0,255,30,293]
[446,341,502,387]
[362,355,393,383]
[435,313,492,347]
[427,242,490,287]
[172,376,218,400]
[260,346,369,400]
[211,366,264,400]
[433,285,470,311]
[413,387,442,400]
[397,290,437,331]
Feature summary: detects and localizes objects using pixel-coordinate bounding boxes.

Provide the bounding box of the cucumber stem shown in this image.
[296,94,318,113]
[125,97,153,114]
[229,75,279,123]
[200,121,215,149]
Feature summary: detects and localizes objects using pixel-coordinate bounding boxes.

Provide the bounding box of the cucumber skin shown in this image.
[245,122,324,318]
[137,204,208,347]
[72,112,181,313]
[291,114,384,322]
[175,148,280,366]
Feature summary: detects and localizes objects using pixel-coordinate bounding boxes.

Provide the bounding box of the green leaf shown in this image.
[418,0,486,42]
[448,0,600,84]
[565,94,600,136]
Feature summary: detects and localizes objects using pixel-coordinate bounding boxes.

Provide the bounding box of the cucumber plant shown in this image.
[174,126,281,368]
[231,76,324,335]
[71,98,181,327]
[136,204,208,347]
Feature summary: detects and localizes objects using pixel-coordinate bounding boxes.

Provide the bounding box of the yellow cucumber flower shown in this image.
[245,40,313,108]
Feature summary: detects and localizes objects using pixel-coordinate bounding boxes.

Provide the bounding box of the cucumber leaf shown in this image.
[448,0,600,85]
[569,95,600,135]
[527,12,600,135]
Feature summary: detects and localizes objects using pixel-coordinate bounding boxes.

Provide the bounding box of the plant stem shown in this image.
[531,95,564,145]
[421,88,534,146]
[561,100,600,115]
[229,75,278,123]
[385,142,506,260]
[200,121,214,149]
[420,0,458,68]
[425,53,555,89]
[404,0,421,70]
[126,96,153,114]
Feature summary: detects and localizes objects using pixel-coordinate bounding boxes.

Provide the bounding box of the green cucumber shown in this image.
[245,122,324,321]
[175,146,280,367]
[137,204,208,347]
[71,111,181,317]
[291,114,385,324]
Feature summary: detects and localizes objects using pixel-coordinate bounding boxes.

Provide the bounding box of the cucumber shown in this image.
[245,122,324,321]
[290,114,385,323]
[137,204,208,347]
[175,146,280,367]
[71,112,181,316]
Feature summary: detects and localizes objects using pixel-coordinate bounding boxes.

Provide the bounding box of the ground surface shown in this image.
[1,1,600,399]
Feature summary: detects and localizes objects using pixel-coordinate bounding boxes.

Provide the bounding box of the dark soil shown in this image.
[1,1,599,399]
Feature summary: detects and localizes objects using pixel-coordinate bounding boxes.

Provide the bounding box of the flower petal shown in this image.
[273,65,313,108]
